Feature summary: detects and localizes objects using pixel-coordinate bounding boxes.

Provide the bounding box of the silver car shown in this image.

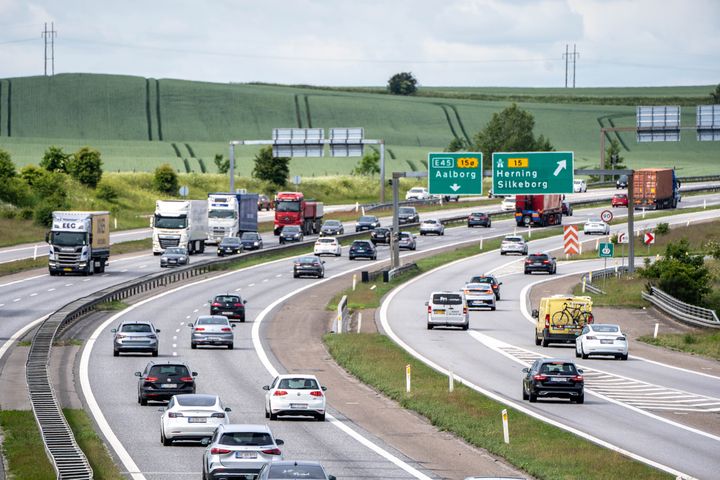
[160,247,189,267]
[419,219,445,236]
[202,424,284,479]
[189,315,235,350]
[584,218,610,235]
[463,283,496,311]
[112,321,160,357]
[500,236,528,255]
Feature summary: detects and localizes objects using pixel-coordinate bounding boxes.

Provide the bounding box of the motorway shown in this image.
[1,192,719,479]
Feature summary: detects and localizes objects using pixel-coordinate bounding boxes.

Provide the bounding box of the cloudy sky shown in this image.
[1,0,718,87]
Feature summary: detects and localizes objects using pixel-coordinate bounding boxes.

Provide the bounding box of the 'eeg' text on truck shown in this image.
[47,211,110,276]
[207,193,259,244]
[273,191,324,235]
[152,200,208,255]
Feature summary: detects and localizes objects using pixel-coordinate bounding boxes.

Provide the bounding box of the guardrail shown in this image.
[384,262,419,282]
[642,286,720,329]
[580,265,629,295]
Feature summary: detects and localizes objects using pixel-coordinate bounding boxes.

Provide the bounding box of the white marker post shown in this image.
[361,206,366,216]
[114,217,118,229]
[501,409,510,444]
[355,201,359,212]
[405,364,411,393]
[352,274,357,291]
[357,312,362,333]
[449,371,454,393]
[582,278,586,293]
[654,323,659,339]
[480,237,483,250]
[704,199,707,210]
[33,245,38,260]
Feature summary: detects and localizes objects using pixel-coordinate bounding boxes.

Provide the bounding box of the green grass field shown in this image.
[1,74,718,175]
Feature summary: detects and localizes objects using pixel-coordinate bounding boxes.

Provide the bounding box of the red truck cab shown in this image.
[273,191,324,235]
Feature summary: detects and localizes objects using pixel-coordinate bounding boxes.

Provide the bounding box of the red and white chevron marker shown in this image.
[564,225,579,255]
[644,232,655,245]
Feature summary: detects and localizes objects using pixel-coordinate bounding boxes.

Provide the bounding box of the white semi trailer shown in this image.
[152,200,208,255]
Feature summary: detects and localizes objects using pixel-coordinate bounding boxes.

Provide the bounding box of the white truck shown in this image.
[46,211,110,276]
[152,200,208,255]
[206,193,259,245]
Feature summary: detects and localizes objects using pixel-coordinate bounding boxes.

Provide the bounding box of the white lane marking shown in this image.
[275,274,282,278]
[0,274,47,289]
[82,278,91,282]
[262,279,269,282]
[172,344,177,348]
[48,288,56,291]
[192,309,198,313]
[121,269,128,273]
[180,322,185,326]
[29,293,38,297]
[0,304,4,307]
[13,298,21,302]
[172,336,177,340]
[64,283,73,287]
[172,352,177,357]
[0,315,49,362]
[379,254,698,480]
[234,288,242,291]
[248,283,255,287]
[139,264,147,269]
[175,329,180,333]
[102,274,110,277]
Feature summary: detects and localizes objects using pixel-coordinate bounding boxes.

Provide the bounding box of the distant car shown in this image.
[576,323,629,360]
[441,194,460,202]
[398,231,417,250]
[189,315,235,349]
[257,194,273,211]
[468,274,502,300]
[524,252,557,275]
[239,232,263,250]
[279,225,304,244]
[349,240,377,260]
[405,187,430,201]
[160,247,189,267]
[500,196,516,211]
[293,256,325,278]
[135,361,197,405]
[500,236,528,255]
[573,179,587,193]
[370,227,392,245]
[263,374,327,421]
[397,206,420,224]
[467,212,491,228]
[209,294,246,322]
[584,218,610,235]
[202,424,284,479]
[463,283,496,311]
[616,174,628,189]
[612,193,629,208]
[419,219,444,236]
[160,394,230,446]
[355,215,380,232]
[426,291,469,330]
[258,460,336,480]
[561,200,573,216]
[217,236,242,256]
[314,237,342,256]
[320,219,344,236]
[522,358,584,404]
[112,321,160,357]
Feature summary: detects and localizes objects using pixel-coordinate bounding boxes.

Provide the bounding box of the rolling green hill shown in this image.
[0,74,718,176]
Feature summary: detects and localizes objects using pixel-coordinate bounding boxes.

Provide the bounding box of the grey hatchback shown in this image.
[112,321,160,357]
[257,461,336,480]
[202,424,284,479]
[189,315,235,349]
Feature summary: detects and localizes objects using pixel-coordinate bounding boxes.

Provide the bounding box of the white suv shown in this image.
[405,187,430,201]
[426,291,469,330]
[573,179,587,193]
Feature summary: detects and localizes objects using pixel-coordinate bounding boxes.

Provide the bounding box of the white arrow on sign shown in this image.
[553,159,567,177]
[450,183,461,192]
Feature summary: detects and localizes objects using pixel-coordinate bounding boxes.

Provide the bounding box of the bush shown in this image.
[655,222,669,235]
[153,164,179,194]
[67,147,103,188]
[40,146,69,173]
[0,149,17,178]
[20,165,45,186]
[96,181,118,202]
[0,177,34,207]
[19,207,34,220]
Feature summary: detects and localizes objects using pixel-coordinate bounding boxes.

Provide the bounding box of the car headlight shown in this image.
[253,242,259,246]
[179,256,187,261]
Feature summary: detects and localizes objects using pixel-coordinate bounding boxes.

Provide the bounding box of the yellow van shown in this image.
[532,295,594,347]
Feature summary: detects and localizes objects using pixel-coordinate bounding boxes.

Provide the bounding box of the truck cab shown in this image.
[273,192,323,235]
[47,211,110,276]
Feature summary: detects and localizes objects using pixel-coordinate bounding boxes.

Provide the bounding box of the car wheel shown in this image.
[524,270,530,275]
[113,350,119,357]
[265,406,270,419]
[522,386,529,400]
[152,349,158,357]
[576,394,585,404]
[316,413,326,421]
[534,334,541,346]
[461,323,469,331]
[162,431,172,446]
[427,323,433,330]
[191,343,197,349]
[529,391,537,403]
[373,255,377,260]
[575,345,581,358]
[140,395,147,406]
[269,412,278,421]
[349,256,354,261]
[496,294,501,301]
[501,251,506,255]
[541,335,549,348]
[621,353,628,361]
[491,306,496,311]
[228,343,234,350]
[581,346,589,360]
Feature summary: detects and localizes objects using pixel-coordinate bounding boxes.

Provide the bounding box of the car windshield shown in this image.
[592,325,620,333]
[197,317,228,325]
[240,233,259,240]
[120,323,152,333]
[471,212,486,217]
[208,209,236,219]
[352,241,371,247]
[220,432,274,446]
[467,283,492,291]
[215,296,240,303]
[164,248,186,255]
[278,378,319,389]
[399,233,411,239]
[399,208,414,214]
[409,188,423,193]
[267,465,327,479]
[221,237,241,245]
[470,276,495,284]
[50,231,87,246]
[297,257,319,264]
[540,363,578,375]
[423,220,438,225]
[148,365,189,377]
[529,254,549,261]
[587,218,602,223]
[317,238,335,244]
[175,395,216,407]
[431,293,463,305]
[283,226,301,233]
[276,201,300,212]
[359,216,375,222]
[154,215,187,229]
[504,237,523,243]
[323,220,340,227]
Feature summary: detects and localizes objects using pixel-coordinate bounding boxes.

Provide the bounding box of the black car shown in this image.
[355,215,380,232]
[320,219,344,236]
[257,194,273,210]
[209,294,247,322]
[217,237,242,256]
[160,247,189,267]
[135,361,197,405]
[468,274,502,300]
[561,200,573,216]
[240,231,263,250]
[349,240,377,260]
[293,256,325,278]
[397,206,419,224]
[467,212,491,228]
[524,252,557,274]
[370,227,392,245]
[616,174,628,189]
[279,225,304,244]
[522,358,584,404]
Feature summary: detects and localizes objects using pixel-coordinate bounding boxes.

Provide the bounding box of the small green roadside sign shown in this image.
[492,151,574,195]
[427,152,483,196]
[599,242,614,258]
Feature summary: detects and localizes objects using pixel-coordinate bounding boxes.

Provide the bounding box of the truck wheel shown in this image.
[523,216,531,226]
[199,242,205,253]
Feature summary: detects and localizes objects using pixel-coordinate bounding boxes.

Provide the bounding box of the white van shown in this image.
[426,291,469,330]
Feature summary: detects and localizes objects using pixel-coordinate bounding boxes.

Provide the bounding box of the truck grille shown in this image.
[159,237,180,248]
[57,252,81,264]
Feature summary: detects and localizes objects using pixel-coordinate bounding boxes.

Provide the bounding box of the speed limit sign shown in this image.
[600,210,614,223]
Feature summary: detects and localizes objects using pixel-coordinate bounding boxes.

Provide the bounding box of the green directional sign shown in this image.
[599,242,614,258]
[427,152,483,196]
[492,151,574,195]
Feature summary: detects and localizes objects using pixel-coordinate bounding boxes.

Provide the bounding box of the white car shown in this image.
[584,218,610,235]
[419,219,445,236]
[313,237,341,257]
[576,323,628,360]
[160,394,231,446]
[405,187,430,201]
[573,179,587,193]
[500,235,528,255]
[463,283,496,311]
[500,196,516,211]
[263,374,327,421]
